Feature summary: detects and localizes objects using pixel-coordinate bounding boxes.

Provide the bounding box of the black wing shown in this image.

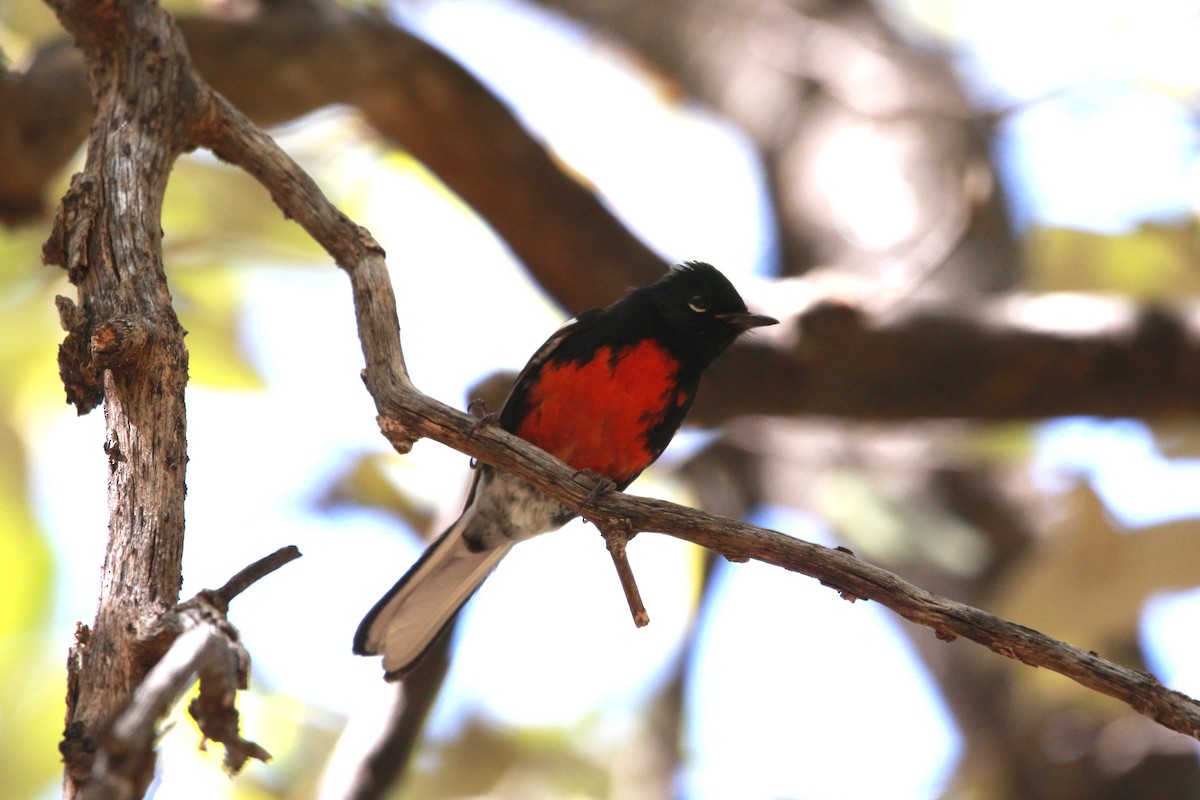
[495,307,607,433]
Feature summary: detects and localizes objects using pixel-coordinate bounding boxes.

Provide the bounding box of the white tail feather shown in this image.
[355,512,512,678]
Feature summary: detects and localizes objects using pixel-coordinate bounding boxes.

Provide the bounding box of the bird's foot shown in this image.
[466,400,497,468]
[573,468,616,513]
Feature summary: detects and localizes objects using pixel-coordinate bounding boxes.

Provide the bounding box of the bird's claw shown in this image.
[466,401,498,469]
[573,468,616,513]
[467,398,497,434]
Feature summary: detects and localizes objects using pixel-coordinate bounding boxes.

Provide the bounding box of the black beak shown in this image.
[716,311,779,330]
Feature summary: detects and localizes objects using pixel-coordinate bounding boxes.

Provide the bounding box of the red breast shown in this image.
[515,339,682,484]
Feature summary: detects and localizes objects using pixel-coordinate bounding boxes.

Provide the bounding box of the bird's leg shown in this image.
[466,398,497,468]
[466,398,497,432]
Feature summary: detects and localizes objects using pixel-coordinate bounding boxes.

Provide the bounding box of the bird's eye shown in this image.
[688,295,709,313]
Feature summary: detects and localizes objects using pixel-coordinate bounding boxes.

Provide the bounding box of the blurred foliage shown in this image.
[0,647,64,800]
[0,416,53,646]
[816,467,991,578]
[996,483,1200,657]
[162,158,328,269]
[1026,221,1200,299]
[404,716,611,799]
[315,451,437,534]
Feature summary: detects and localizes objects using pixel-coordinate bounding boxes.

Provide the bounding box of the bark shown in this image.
[86,547,296,800]
[38,0,301,795]
[42,0,197,793]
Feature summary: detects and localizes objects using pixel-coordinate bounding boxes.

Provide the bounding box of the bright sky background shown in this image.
[25,1,1200,798]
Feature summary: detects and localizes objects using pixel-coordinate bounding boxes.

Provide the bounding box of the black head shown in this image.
[631,261,777,368]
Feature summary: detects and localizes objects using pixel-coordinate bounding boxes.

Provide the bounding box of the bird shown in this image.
[354,261,777,680]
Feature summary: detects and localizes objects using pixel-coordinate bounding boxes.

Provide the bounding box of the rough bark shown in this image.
[41,0,196,793]
[37,0,302,795]
[86,547,296,800]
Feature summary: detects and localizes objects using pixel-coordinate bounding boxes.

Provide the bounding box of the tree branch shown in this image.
[28,0,1200,792]
[377,388,1200,740]
[693,289,1200,424]
[87,547,298,800]
[174,83,1200,740]
[3,1,666,309]
[213,544,302,606]
[43,0,200,793]
[40,0,310,795]
[598,518,650,628]
[11,4,1200,424]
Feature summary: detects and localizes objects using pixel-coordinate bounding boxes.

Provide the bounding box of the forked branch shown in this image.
[187,86,1200,740]
[86,547,300,800]
[44,0,1200,770]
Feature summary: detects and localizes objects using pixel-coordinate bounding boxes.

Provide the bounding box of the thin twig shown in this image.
[215,544,302,606]
[373,390,1200,740]
[86,547,299,799]
[601,521,650,628]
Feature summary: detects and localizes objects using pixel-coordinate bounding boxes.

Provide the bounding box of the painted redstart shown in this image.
[354,262,777,680]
